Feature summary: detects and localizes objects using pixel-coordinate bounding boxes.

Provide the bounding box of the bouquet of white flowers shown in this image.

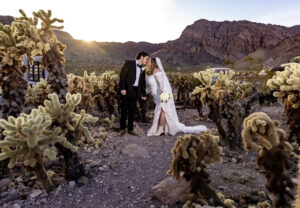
[160,91,170,103]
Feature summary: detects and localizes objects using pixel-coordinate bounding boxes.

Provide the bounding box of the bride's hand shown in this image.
[141,96,146,100]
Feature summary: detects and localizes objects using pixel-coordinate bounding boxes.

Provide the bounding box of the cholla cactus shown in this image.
[93,70,119,115]
[242,112,294,208]
[192,70,241,149]
[235,81,255,99]
[26,78,52,107]
[40,93,98,179]
[0,13,47,174]
[266,62,300,142]
[168,131,224,207]
[0,109,77,191]
[171,73,200,106]
[214,70,235,88]
[193,69,214,87]
[192,69,270,149]
[68,72,94,112]
[42,93,98,143]
[0,22,31,119]
[16,9,68,103]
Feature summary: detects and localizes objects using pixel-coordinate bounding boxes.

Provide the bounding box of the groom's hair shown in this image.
[136,51,149,60]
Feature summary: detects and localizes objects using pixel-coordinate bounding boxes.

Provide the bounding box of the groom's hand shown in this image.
[121,90,126,95]
[141,96,146,100]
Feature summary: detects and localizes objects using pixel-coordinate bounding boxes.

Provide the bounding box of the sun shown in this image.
[83,39,94,43]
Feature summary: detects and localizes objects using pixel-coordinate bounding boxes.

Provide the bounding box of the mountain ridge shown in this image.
[1,15,300,71]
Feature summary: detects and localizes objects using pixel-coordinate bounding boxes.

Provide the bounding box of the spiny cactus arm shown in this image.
[214,70,235,88]
[0,147,28,161]
[242,112,286,152]
[0,136,27,146]
[43,146,57,160]
[33,10,64,30]
[193,69,213,87]
[292,56,300,63]
[241,127,271,151]
[55,136,78,152]
[15,9,38,26]
[38,127,62,145]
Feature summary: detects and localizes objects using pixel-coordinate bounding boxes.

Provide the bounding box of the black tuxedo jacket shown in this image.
[119,60,146,98]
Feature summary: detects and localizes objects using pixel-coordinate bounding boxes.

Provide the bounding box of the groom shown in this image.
[119,51,149,136]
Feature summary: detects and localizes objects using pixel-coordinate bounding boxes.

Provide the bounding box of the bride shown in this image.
[146,57,207,136]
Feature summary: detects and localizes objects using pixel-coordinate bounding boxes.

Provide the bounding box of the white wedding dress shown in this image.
[146,58,207,136]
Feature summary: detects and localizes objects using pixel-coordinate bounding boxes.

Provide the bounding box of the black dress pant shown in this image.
[120,87,138,131]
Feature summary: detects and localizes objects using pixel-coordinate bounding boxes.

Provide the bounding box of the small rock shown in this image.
[40,198,47,204]
[108,163,115,169]
[217,186,230,192]
[292,178,298,185]
[12,204,21,208]
[92,150,100,155]
[102,152,109,158]
[52,177,68,185]
[113,172,119,176]
[0,178,12,188]
[77,176,89,185]
[69,181,76,188]
[40,192,49,198]
[151,176,191,204]
[29,189,42,199]
[237,177,248,184]
[35,200,41,206]
[85,159,93,164]
[232,158,237,163]
[15,177,23,183]
[122,144,150,158]
[54,185,62,196]
[103,165,109,170]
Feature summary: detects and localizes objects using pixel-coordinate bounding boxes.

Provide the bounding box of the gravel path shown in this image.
[1,103,295,208]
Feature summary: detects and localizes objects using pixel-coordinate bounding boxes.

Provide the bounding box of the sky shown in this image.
[1,0,300,43]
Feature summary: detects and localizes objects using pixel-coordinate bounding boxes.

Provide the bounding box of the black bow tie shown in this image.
[137,64,143,68]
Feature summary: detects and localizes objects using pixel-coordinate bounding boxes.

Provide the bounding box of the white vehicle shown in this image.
[208,67,233,73]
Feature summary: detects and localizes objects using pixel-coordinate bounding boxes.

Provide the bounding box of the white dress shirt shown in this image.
[133,60,141,86]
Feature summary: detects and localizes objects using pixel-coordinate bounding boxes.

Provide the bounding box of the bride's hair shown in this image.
[147,58,159,76]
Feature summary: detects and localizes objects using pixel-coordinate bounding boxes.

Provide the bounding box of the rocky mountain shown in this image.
[1,15,300,70]
[0,15,13,25]
[153,19,300,67]
[53,30,163,69]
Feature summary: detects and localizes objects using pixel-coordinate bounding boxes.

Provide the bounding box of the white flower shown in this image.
[141,66,147,72]
[160,91,170,103]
